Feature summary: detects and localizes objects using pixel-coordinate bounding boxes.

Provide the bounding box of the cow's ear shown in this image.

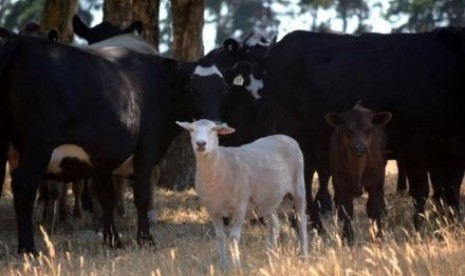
[125,21,143,36]
[48,29,59,42]
[215,124,235,135]
[72,14,90,38]
[223,38,239,54]
[176,121,192,131]
[372,112,392,127]
[325,112,343,128]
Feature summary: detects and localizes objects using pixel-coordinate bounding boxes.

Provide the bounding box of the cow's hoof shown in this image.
[18,247,38,256]
[137,232,155,246]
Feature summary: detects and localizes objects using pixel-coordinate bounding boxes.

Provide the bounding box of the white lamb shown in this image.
[177,119,308,267]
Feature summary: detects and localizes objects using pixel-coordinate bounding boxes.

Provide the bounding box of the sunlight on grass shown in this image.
[1,161,465,275]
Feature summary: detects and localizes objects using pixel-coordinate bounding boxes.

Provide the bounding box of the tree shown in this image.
[41,0,79,42]
[104,0,160,48]
[0,0,45,31]
[386,0,465,32]
[158,0,205,190]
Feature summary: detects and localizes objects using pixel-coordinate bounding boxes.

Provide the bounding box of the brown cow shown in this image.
[325,102,392,245]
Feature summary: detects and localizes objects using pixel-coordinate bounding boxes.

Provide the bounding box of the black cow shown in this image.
[72,14,143,44]
[262,29,465,231]
[0,33,227,253]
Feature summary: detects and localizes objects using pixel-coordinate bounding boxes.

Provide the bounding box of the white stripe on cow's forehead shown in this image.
[193,65,223,78]
[244,33,271,47]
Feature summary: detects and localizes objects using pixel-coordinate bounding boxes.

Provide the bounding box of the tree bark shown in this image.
[41,0,78,43]
[104,0,160,49]
[171,0,204,61]
[158,0,204,190]
[133,0,160,48]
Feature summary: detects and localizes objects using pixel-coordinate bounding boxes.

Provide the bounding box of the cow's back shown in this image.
[264,30,465,133]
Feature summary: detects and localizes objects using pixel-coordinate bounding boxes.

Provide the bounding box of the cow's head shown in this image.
[325,102,391,195]
[73,14,143,44]
[184,58,229,122]
[239,32,275,63]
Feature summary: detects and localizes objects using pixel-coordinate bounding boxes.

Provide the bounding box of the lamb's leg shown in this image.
[211,216,228,268]
[229,207,246,268]
[293,193,308,257]
[265,212,279,251]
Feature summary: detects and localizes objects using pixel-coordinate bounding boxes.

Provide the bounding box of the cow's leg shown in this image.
[303,153,324,235]
[333,182,354,246]
[113,175,127,218]
[58,182,69,222]
[88,179,103,232]
[314,142,333,216]
[428,159,447,216]
[402,135,429,231]
[366,184,384,240]
[443,160,465,222]
[93,173,121,248]
[80,179,93,213]
[72,180,84,219]
[396,160,408,194]
[133,138,158,245]
[315,170,332,216]
[12,167,45,254]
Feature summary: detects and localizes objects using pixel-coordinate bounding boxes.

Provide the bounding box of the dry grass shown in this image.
[1,161,465,275]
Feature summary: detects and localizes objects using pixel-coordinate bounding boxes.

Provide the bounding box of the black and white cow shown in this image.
[0,32,227,253]
[261,29,465,231]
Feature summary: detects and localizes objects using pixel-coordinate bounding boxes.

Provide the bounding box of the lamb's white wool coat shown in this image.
[178,119,308,268]
[193,65,223,77]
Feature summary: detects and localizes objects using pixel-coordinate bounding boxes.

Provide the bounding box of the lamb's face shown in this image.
[176,119,235,155]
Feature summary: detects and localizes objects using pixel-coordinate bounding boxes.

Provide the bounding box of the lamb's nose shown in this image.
[196,141,206,147]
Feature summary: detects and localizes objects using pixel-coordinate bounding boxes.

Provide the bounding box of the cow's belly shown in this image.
[45,142,136,181]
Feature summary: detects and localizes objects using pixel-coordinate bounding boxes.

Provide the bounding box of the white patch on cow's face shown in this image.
[113,155,134,177]
[244,33,271,47]
[47,144,92,174]
[245,74,263,99]
[193,65,223,78]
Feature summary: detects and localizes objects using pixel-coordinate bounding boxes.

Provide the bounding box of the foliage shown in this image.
[0,0,45,30]
[386,0,465,32]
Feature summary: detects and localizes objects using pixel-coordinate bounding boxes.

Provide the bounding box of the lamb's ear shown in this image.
[216,124,235,135]
[324,112,343,128]
[372,112,392,127]
[176,121,191,131]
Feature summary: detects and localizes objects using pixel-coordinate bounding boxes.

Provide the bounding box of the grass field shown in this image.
[1,161,465,275]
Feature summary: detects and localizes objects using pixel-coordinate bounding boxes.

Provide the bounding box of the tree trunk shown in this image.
[158,0,204,190]
[41,0,78,43]
[103,0,133,27]
[133,0,160,48]
[104,0,160,49]
[171,0,204,61]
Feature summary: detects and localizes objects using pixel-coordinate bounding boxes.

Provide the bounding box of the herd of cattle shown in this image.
[0,15,464,260]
